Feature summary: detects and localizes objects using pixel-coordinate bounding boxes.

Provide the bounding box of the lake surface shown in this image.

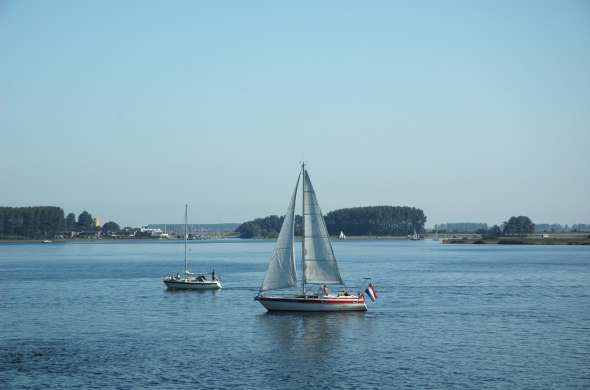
[1,240,589,389]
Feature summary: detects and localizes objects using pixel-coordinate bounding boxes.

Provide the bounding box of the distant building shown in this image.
[78,230,100,239]
[146,223,239,235]
[120,227,137,237]
[141,227,164,238]
[533,224,590,233]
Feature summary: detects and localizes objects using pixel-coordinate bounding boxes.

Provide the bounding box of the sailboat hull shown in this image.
[255,295,367,312]
[163,279,222,290]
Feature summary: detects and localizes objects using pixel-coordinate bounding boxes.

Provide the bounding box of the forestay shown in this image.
[259,173,300,291]
[302,170,344,285]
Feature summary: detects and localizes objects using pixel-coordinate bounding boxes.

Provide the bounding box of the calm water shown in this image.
[1,240,589,389]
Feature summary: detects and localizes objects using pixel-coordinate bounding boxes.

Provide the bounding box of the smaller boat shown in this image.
[409,228,420,240]
[164,270,222,290]
[338,231,346,240]
[163,205,222,290]
[41,239,53,244]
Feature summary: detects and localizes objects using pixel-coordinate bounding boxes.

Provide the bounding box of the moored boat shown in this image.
[163,204,222,290]
[409,228,421,240]
[164,271,222,290]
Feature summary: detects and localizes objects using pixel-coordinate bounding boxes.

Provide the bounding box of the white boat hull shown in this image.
[163,279,222,290]
[256,294,367,312]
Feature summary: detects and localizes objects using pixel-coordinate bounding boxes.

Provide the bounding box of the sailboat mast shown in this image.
[184,204,188,273]
[301,162,306,295]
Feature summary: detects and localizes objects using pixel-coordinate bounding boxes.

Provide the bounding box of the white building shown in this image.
[141,227,165,238]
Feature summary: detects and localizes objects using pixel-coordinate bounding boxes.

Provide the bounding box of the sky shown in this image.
[1,1,589,227]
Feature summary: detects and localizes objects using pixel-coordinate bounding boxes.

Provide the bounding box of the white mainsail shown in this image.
[259,174,300,291]
[302,170,344,285]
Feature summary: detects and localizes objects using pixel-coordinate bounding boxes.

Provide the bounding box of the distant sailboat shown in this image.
[255,163,369,312]
[163,205,222,290]
[409,228,420,240]
[339,231,346,240]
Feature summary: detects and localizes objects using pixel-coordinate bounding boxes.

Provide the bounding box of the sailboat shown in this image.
[163,204,222,290]
[255,163,368,312]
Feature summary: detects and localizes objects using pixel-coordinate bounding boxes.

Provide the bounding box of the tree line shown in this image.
[477,216,535,237]
[65,210,121,235]
[235,206,427,238]
[0,207,65,239]
[0,207,121,239]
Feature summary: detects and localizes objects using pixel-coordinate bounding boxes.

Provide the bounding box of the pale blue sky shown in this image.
[1,1,589,227]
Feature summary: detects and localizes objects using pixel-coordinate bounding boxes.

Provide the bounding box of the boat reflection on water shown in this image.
[162,286,222,308]
[254,310,380,388]
[256,311,366,360]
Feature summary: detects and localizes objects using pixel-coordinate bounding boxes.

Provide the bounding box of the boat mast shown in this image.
[184,204,188,273]
[301,162,305,295]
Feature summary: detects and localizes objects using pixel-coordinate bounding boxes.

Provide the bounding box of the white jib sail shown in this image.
[259,173,300,292]
[303,170,344,285]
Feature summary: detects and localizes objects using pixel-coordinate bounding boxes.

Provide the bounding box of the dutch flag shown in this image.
[365,283,378,302]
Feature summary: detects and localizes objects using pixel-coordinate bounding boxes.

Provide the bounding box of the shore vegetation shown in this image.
[235,206,427,239]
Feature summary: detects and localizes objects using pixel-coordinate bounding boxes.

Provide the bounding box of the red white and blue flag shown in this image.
[365,283,378,302]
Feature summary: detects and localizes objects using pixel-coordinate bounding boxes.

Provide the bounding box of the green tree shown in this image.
[235,205,427,238]
[0,206,65,239]
[325,206,426,236]
[478,225,502,237]
[101,221,120,234]
[77,211,94,231]
[65,213,76,231]
[488,225,502,237]
[235,215,283,238]
[502,216,535,235]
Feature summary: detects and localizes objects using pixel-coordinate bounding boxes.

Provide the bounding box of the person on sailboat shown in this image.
[211,269,215,281]
[321,285,329,296]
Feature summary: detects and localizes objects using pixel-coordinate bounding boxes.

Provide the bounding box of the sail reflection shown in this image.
[256,311,366,362]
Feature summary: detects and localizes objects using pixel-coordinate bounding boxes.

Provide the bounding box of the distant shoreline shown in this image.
[0,236,408,243]
[443,236,590,245]
[2,234,589,245]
